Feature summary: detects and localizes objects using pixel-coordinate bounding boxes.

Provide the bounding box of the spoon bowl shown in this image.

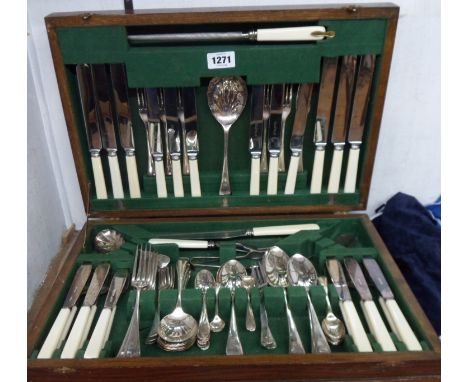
[94,229,124,253]
[318,276,346,345]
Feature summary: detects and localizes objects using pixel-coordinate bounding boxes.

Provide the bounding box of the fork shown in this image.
[278,84,293,172]
[260,85,272,172]
[145,265,175,344]
[117,244,156,357]
[136,89,155,176]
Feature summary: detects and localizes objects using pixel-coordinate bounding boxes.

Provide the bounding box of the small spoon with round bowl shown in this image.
[241,275,256,332]
[317,276,346,345]
[195,270,215,350]
[209,282,225,332]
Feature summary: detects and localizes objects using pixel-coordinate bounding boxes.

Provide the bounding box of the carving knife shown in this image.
[146,88,168,198]
[266,84,285,195]
[310,57,338,193]
[164,87,184,197]
[85,272,127,358]
[76,64,107,199]
[91,64,124,199]
[109,64,141,198]
[363,258,422,351]
[249,85,265,195]
[182,87,202,197]
[327,56,357,193]
[284,83,314,194]
[344,54,376,193]
[37,264,93,359]
[61,263,111,359]
[326,258,372,352]
[344,257,396,351]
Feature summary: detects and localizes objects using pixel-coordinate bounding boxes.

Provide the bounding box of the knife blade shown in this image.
[164,87,184,197]
[91,64,124,199]
[260,85,271,173]
[37,264,93,359]
[182,87,201,197]
[327,55,357,193]
[326,258,372,352]
[76,64,107,199]
[344,54,376,193]
[284,83,314,194]
[362,258,422,351]
[85,273,127,358]
[310,57,338,193]
[249,85,265,195]
[61,263,111,359]
[109,64,141,199]
[266,84,285,195]
[177,88,190,175]
[344,257,396,351]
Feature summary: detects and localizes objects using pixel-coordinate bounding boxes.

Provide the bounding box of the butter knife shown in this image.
[109,64,141,198]
[266,84,285,195]
[249,85,265,195]
[327,56,357,193]
[37,264,93,359]
[326,258,373,352]
[61,263,111,359]
[91,64,124,199]
[363,258,422,351]
[84,272,127,358]
[164,88,184,197]
[344,257,396,351]
[76,64,107,199]
[284,83,314,194]
[182,87,202,197]
[344,55,376,193]
[310,57,338,193]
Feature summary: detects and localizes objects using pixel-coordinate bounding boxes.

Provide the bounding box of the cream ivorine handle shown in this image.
[84,307,112,359]
[91,155,108,199]
[37,307,72,359]
[154,159,167,198]
[125,154,141,198]
[339,300,373,352]
[284,155,300,195]
[384,298,422,351]
[310,148,325,194]
[257,26,327,41]
[267,156,279,195]
[61,306,91,359]
[344,145,360,193]
[361,300,396,352]
[172,159,184,197]
[104,307,117,343]
[252,223,319,236]
[249,157,261,196]
[80,305,97,349]
[148,238,210,249]
[59,305,77,344]
[108,154,124,199]
[327,146,344,193]
[189,158,201,197]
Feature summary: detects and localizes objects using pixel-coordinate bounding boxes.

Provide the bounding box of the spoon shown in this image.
[94,229,124,253]
[241,275,256,332]
[318,276,346,345]
[157,258,198,350]
[207,76,248,195]
[217,260,247,355]
[287,254,331,353]
[195,270,215,350]
[263,246,305,354]
[209,282,225,332]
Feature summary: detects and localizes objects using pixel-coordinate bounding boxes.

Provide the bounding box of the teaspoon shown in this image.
[209,283,225,332]
[195,270,215,350]
[318,276,346,345]
[241,275,256,332]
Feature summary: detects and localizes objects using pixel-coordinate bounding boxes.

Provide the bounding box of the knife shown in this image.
[91,64,124,199]
[284,83,314,195]
[249,85,265,195]
[182,87,202,197]
[260,85,271,173]
[158,89,172,176]
[344,55,376,193]
[344,257,396,351]
[327,56,357,193]
[109,64,141,199]
[76,64,107,199]
[37,264,93,359]
[177,89,190,176]
[84,272,127,358]
[267,84,285,195]
[310,57,338,193]
[146,88,168,198]
[363,258,422,351]
[326,258,372,352]
[61,263,111,359]
[149,223,319,242]
[164,88,184,197]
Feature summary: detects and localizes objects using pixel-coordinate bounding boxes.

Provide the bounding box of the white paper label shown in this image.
[207,51,235,69]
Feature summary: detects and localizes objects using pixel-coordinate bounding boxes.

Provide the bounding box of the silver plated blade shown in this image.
[362,258,394,300]
[63,264,93,309]
[343,257,373,301]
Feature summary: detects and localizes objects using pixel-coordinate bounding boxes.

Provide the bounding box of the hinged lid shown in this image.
[45,3,399,219]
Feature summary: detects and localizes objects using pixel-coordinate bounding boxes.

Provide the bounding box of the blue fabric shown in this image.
[372,192,441,335]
